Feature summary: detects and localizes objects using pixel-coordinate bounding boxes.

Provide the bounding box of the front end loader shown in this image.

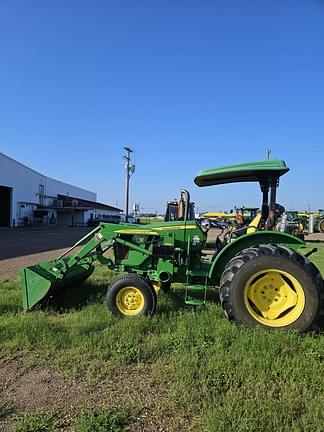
[19,159,324,331]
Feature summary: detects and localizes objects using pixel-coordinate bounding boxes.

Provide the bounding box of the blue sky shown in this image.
[1,0,324,213]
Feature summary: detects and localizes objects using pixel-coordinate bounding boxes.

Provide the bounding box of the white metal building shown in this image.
[0,152,122,227]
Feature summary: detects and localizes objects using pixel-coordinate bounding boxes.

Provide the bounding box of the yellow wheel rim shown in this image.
[244,269,305,327]
[116,286,145,316]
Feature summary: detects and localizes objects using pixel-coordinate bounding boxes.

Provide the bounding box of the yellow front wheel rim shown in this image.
[244,269,305,327]
[116,286,145,316]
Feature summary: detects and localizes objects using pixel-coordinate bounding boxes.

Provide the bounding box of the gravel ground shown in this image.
[0,226,92,279]
[0,248,83,280]
[0,226,92,260]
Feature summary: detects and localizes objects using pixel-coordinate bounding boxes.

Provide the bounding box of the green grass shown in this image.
[304,241,324,270]
[138,216,163,225]
[0,401,13,418]
[1,244,324,431]
[74,409,130,432]
[13,412,59,432]
[12,410,130,432]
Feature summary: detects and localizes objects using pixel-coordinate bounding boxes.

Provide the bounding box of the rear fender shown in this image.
[209,231,304,285]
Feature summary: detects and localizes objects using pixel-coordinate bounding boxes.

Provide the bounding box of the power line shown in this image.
[123,147,135,223]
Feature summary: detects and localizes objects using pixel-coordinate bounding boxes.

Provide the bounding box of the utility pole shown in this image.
[123,147,135,222]
[266,148,271,159]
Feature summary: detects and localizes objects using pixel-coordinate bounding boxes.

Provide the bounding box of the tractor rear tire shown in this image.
[106,274,157,317]
[319,219,324,234]
[219,245,322,331]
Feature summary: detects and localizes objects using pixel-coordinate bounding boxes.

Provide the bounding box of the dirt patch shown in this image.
[0,359,84,411]
[304,233,324,241]
[0,249,67,280]
[87,366,188,432]
[0,354,188,432]
[0,247,83,280]
[0,354,87,431]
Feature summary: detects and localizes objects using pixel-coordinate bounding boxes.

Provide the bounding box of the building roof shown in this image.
[1,152,121,212]
[57,194,122,212]
[0,151,95,196]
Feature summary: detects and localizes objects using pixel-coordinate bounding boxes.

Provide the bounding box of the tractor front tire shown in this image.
[106,274,157,317]
[219,245,322,331]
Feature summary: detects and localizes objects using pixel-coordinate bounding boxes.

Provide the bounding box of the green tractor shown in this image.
[164,190,211,233]
[164,190,196,222]
[314,210,324,234]
[276,210,306,239]
[19,160,323,331]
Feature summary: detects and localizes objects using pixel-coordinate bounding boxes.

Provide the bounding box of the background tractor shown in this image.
[164,190,195,222]
[19,160,323,331]
[164,190,211,232]
[314,210,324,233]
[276,210,306,238]
[276,210,324,236]
[201,208,260,230]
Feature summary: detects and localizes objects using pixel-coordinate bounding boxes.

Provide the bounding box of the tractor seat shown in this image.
[231,213,262,238]
[211,213,263,262]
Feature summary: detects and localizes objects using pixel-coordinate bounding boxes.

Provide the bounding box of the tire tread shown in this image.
[219,244,323,331]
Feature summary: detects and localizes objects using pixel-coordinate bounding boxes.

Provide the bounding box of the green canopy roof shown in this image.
[194,160,289,187]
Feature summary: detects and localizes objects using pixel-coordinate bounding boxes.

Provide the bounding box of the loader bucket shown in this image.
[19,261,94,310]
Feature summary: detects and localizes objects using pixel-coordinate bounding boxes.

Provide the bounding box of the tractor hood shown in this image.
[194,159,289,187]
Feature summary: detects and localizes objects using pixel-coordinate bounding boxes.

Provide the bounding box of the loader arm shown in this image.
[19,223,160,310]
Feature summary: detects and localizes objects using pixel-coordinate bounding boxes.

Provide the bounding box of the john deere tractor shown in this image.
[19,160,323,331]
[315,210,324,233]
